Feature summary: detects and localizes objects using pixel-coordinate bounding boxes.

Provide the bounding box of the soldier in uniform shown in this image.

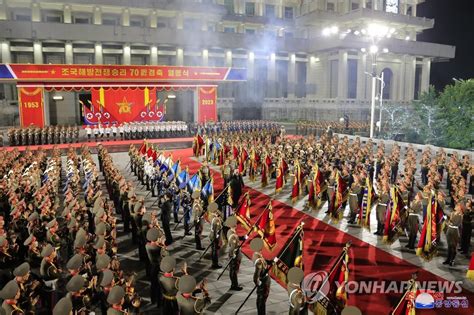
[0,280,23,314]
[176,275,210,315]
[221,159,232,188]
[209,202,222,269]
[444,204,463,266]
[146,227,166,307]
[374,183,389,236]
[347,175,362,224]
[287,267,306,315]
[226,216,243,290]
[192,192,205,250]
[52,294,73,315]
[159,255,179,314]
[107,285,127,314]
[161,192,174,246]
[251,238,270,315]
[406,192,422,250]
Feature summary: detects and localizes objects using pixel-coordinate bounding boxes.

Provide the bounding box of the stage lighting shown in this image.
[167,95,176,99]
[52,95,64,101]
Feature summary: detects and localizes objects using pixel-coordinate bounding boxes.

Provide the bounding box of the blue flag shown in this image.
[201,179,214,203]
[177,169,190,189]
[187,173,202,193]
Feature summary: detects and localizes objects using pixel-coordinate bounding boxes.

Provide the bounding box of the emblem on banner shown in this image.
[117,97,132,114]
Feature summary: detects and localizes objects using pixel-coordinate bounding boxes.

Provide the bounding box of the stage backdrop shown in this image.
[18,87,45,127]
[84,87,166,125]
[198,87,217,123]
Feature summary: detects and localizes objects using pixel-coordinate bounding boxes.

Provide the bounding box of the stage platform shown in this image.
[0,137,194,152]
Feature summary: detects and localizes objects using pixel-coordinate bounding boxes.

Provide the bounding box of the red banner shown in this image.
[84,87,165,125]
[7,64,231,82]
[198,87,217,123]
[18,87,45,127]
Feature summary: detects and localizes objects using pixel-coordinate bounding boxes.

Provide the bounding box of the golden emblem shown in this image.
[117,97,132,114]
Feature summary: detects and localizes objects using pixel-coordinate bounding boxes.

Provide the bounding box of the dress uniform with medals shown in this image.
[159,256,179,314]
[251,238,271,315]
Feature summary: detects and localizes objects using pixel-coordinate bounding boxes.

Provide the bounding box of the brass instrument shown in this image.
[124,273,141,309]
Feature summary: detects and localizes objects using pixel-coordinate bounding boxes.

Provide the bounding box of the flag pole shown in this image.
[216,200,271,280]
[390,272,418,315]
[305,240,352,304]
[234,222,305,314]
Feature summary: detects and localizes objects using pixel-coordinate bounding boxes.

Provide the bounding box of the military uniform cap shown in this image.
[74,233,87,249]
[94,236,105,249]
[250,238,264,252]
[287,267,304,284]
[66,274,85,293]
[178,275,196,294]
[107,285,126,305]
[52,295,72,315]
[208,202,218,213]
[341,306,362,315]
[0,235,7,247]
[191,191,200,199]
[23,234,35,246]
[146,228,161,242]
[0,280,19,299]
[41,244,54,257]
[100,269,114,287]
[160,255,176,273]
[224,216,237,228]
[47,219,57,228]
[13,262,30,277]
[96,254,111,270]
[66,254,83,270]
[28,212,39,221]
[95,222,106,235]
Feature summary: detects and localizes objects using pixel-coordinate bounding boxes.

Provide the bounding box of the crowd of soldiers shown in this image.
[85,121,188,142]
[0,145,146,314]
[6,126,80,146]
[190,120,282,136]
[195,129,473,267]
[296,120,370,136]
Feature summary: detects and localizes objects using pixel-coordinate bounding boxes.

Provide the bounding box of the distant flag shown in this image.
[167,160,181,181]
[177,168,190,189]
[235,192,252,232]
[139,141,147,156]
[187,173,202,194]
[255,201,277,250]
[201,178,215,203]
[272,222,304,284]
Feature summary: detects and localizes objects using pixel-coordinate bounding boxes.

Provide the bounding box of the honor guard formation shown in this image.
[6,126,81,146]
[0,119,473,315]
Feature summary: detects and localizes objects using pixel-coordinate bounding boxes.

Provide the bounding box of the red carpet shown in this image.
[173,149,474,314]
[1,137,193,152]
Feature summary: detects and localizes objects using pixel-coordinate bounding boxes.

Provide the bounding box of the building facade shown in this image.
[0,0,455,126]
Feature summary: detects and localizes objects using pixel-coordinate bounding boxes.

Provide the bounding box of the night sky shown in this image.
[417,0,474,91]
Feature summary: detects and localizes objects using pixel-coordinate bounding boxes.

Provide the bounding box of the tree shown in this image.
[436,79,474,150]
[412,86,442,145]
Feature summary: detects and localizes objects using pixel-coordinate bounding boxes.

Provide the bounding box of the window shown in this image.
[103,55,122,65]
[245,28,256,35]
[102,14,120,26]
[296,61,307,98]
[13,52,34,63]
[384,0,399,14]
[406,5,413,16]
[184,18,200,30]
[42,10,63,23]
[224,0,234,14]
[207,22,216,32]
[44,53,65,64]
[12,10,32,21]
[265,4,275,18]
[74,53,94,64]
[327,2,335,12]
[381,68,393,100]
[366,1,373,9]
[276,60,288,97]
[73,14,92,24]
[245,2,255,16]
[224,27,235,33]
[130,16,145,27]
[131,55,148,65]
[329,60,338,98]
[347,59,358,99]
[351,1,360,10]
[284,7,293,19]
[157,22,167,28]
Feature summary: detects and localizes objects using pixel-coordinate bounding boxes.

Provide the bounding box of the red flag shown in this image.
[139,142,147,155]
[291,161,301,203]
[416,192,437,260]
[275,161,285,193]
[233,145,239,159]
[147,147,153,158]
[383,186,406,244]
[467,253,474,280]
[152,150,158,162]
[255,203,276,250]
[332,171,348,221]
[241,148,248,161]
[390,279,417,315]
[265,155,272,168]
[236,193,252,232]
[261,162,268,188]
